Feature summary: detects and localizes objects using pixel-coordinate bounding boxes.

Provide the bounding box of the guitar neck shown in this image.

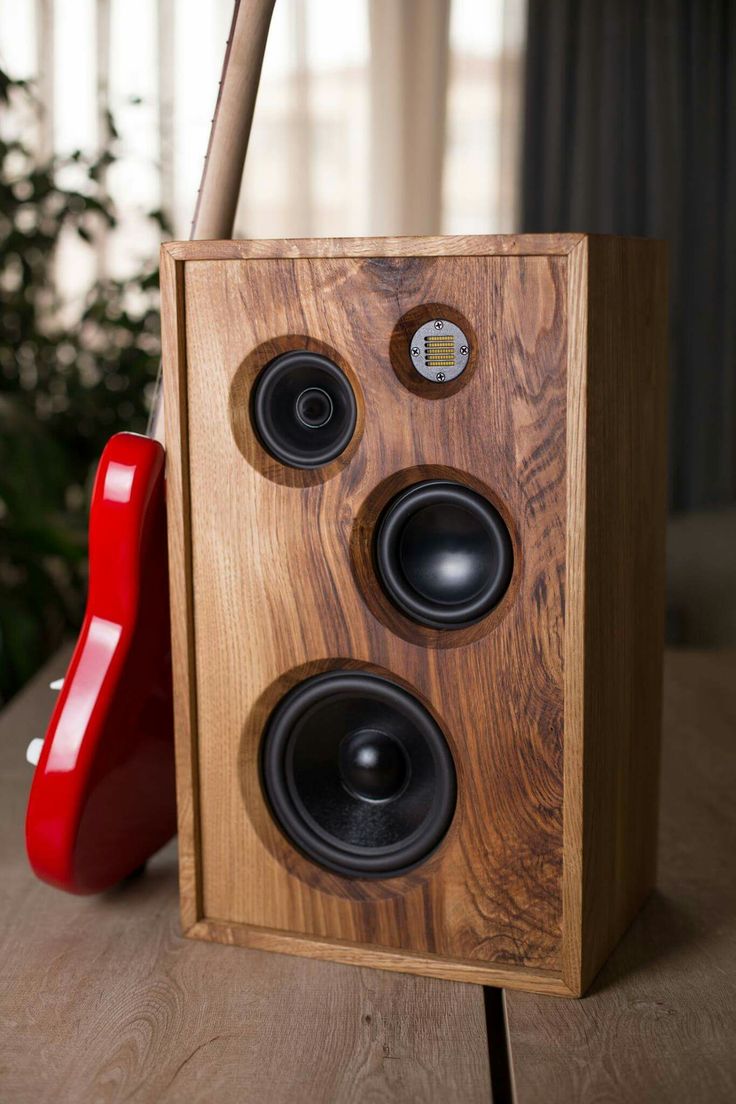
[150,0,275,441]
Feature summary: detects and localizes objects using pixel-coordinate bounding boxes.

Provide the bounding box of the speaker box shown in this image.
[161,233,667,997]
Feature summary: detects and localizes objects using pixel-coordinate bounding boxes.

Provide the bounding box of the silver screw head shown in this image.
[459,345,469,355]
[436,371,446,382]
[411,346,420,356]
[434,320,444,329]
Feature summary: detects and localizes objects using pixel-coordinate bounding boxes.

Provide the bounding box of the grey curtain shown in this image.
[521,0,736,511]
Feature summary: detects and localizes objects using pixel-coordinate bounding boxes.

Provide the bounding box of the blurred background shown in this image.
[0,0,734,704]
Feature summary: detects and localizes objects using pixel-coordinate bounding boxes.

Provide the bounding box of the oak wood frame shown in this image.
[161,233,667,997]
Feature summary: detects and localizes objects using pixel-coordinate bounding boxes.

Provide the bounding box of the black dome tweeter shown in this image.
[375,480,514,629]
[261,671,456,878]
[252,350,357,469]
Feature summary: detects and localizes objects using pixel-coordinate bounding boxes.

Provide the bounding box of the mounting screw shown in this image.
[460,345,469,356]
[434,320,444,329]
[436,372,446,382]
[411,346,420,357]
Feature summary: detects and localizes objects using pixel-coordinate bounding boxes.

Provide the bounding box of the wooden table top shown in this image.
[1,648,734,1103]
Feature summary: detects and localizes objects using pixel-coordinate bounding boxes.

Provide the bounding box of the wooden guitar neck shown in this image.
[150,0,275,441]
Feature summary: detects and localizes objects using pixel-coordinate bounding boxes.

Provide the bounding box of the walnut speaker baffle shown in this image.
[260,670,456,878]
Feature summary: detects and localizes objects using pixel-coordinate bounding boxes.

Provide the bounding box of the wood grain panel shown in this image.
[566,236,669,992]
[187,919,575,996]
[560,238,588,990]
[161,245,202,928]
[177,250,567,976]
[164,233,585,261]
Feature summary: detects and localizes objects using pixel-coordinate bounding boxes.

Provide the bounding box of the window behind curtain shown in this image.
[0,0,527,305]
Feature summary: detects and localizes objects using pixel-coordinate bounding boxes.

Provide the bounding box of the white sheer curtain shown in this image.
[444,0,527,233]
[0,0,526,298]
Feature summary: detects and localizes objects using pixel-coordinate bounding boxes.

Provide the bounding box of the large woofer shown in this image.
[252,350,357,469]
[375,480,513,629]
[261,671,456,878]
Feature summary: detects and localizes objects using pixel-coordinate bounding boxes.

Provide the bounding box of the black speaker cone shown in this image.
[252,350,357,468]
[261,671,456,877]
[375,480,513,628]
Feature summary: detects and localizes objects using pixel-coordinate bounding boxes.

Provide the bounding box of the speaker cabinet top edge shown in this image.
[161,232,612,263]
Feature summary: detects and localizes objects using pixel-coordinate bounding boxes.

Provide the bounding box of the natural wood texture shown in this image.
[161,246,201,928]
[164,232,587,261]
[560,236,588,993]
[0,649,492,1104]
[161,233,667,996]
[506,649,736,1103]
[565,236,669,992]
[187,919,574,996]
[166,244,569,980]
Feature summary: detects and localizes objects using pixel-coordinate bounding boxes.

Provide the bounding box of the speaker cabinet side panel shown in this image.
[161,247,203,931]
[180,251,568,973]
[575,236,668,992]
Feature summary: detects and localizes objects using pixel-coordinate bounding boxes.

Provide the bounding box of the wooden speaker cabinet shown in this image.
[161,233,667,997]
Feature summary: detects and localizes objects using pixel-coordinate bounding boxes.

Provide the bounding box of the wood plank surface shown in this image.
[506,649,736,1104]
[0,648,491,1104]
[3,648,735,1102]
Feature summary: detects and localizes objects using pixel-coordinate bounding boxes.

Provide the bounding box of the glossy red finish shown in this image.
[25,432,177,893]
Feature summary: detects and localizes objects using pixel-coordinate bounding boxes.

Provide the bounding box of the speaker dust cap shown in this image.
[261,671,456,878]
[252,350,357,469]
[375,480,513,629]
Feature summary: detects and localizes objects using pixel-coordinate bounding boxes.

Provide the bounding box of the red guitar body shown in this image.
[25,432,177,894]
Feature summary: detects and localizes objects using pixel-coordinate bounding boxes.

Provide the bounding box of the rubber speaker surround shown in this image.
[260,671,456,878]
[252,350,357,469]
[375,480,514,629]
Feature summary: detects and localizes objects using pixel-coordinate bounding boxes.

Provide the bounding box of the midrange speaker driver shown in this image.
[375,480,514,629]
[260,670,456,878]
